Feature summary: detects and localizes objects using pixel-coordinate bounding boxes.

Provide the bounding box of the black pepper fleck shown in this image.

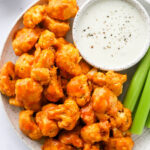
[87,33,94,37]
[124,38,127,42]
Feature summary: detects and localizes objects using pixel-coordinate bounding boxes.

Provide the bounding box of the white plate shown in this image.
[0,0,150,150]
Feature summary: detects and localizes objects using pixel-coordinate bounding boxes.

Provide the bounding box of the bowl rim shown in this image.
[73,0,150,71]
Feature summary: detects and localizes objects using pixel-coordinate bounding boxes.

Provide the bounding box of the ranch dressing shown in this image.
[75,0,149,69]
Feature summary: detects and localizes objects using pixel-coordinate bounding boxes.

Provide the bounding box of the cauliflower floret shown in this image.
[42,16,70,37]
[59,126,83,148]
[112,128,131,138]
[31,45,55,85]
[55,37,69,49]
[81,102,96,125]
[19,110,42,140]
[42,139,75,150]
[44,67,64,102]
[106,71,127,96]
[106,137,134,150]
[81,121,110,143]
[38,30,57,49]
[12,27,41,56]
[31,68,50,85]
[67,75,91,106]
[15,78,43,111]
[110,108,132,131]
[83,143,100,150]
[46,0,78,20]
[56,44,82,78]
[87,68,107,86]
[36,108,59,137]
[33,45,55,69]
[0,62,16,96]
[92,87,118,117]
[15,53,34,78]
[87,69,127,96]
[23,5,46,28]
[47,98,80,130]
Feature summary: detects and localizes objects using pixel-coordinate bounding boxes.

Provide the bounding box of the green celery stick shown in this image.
[130,69,150,134]
[146,111,150,128]
[123,48,150,112]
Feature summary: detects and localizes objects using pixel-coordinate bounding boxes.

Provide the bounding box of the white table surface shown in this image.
[0,0,150,150]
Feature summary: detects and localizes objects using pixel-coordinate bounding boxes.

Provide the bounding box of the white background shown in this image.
[0,0,150,150]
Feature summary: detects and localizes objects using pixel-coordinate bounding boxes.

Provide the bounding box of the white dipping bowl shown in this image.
[73,0,150,71]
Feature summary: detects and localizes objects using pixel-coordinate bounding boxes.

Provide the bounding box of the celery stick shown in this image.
[146,111,150,128]
[123,48,150,112]
[130,70,150,135]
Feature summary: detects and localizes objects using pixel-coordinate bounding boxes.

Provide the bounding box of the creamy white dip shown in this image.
[74,0,149,70]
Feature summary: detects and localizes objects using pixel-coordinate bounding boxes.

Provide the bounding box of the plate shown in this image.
[0,0,150,150]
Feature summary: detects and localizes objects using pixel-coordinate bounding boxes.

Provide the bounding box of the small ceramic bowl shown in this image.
[73,0,150,71]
